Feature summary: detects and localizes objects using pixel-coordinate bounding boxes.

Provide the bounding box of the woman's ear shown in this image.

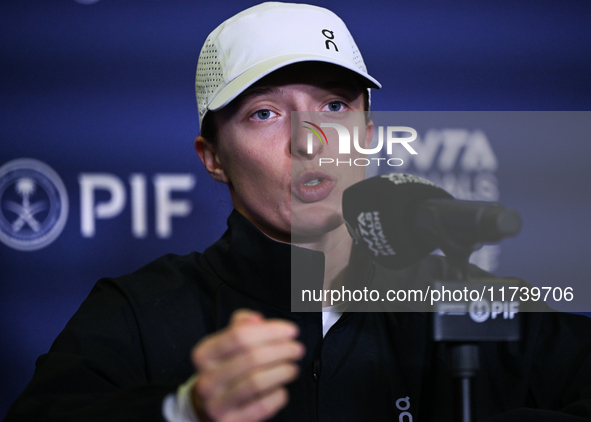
[194,136,230,184]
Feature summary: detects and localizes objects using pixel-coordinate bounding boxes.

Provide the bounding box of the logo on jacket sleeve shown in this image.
[396,396,413,421]
[0,158,69,251]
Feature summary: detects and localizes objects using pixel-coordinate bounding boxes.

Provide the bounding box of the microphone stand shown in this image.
[423,217,521,422]
[447,250,479,422]
[439,239,479,422]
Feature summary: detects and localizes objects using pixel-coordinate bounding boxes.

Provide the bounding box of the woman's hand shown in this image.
[191,309,305,422]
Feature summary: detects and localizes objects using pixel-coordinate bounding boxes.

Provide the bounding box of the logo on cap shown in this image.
[0,158,69,251]
[322,29,338,51]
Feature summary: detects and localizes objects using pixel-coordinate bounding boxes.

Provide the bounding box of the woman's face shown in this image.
[200,63,372,242]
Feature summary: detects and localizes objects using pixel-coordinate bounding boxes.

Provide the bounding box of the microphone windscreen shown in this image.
[343,174,453,270]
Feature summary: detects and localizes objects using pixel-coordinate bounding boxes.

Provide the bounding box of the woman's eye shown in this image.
[253,109,275,120]
[325,101,345,112]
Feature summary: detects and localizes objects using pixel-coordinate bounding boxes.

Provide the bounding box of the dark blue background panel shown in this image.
[1,0,590,418]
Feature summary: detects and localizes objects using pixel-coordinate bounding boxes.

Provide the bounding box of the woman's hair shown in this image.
[200,111,219,145]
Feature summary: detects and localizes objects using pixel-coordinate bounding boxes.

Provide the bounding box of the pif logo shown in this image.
[0,158,69,251]
[469,300,519,322]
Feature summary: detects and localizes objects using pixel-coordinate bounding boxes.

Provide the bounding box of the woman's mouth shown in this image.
[292,172,336,203]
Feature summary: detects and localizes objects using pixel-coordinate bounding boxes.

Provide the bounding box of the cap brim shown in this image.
[208,53,381,112]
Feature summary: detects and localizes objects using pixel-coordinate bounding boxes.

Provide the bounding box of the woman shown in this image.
[191,59,376,421]
[188,3,380,419]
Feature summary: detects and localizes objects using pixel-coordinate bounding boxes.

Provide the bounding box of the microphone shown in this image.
[343,174,525,422]
[342,173,522,270]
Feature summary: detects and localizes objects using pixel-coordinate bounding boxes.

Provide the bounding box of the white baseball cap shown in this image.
[195,2,381,126]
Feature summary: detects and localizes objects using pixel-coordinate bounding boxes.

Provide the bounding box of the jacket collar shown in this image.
[202,210,325,311]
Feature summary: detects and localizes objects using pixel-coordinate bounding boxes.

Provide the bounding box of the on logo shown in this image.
[0,158,69,251]
[322,29,338,51]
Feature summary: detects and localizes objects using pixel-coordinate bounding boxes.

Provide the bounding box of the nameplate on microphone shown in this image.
[432,279,522,342]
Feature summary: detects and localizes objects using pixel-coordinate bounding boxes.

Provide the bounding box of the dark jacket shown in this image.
[6,210,591,421]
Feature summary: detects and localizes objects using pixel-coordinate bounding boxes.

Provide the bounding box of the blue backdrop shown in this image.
[1,0,590,417]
